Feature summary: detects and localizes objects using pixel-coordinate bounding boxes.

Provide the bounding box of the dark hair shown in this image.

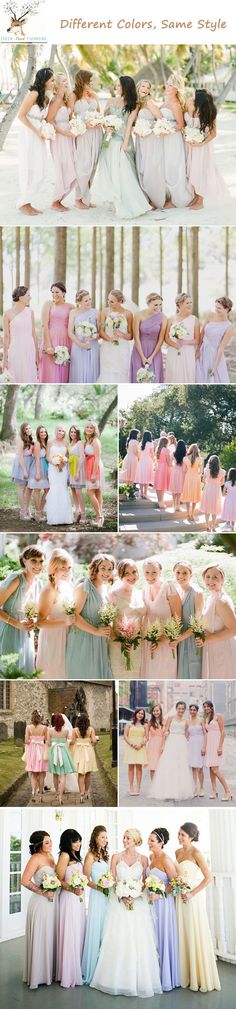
[19,545,44,568]
[76,713,90,738]
[174,439,187,465]
[189,703,199,712]
[31,709,42,726]
[74,70,93,100]
[194,89,217,133]
[141,430,152,450]
[29,830,50,855]
[151,827,169,847]
[150,705,163,728]
[59,828,82,862]
[203,700,214,723]
[36,425,48,447]
[180,822,199,842]
[127,429,140,444]
[208,454,220,479]
[12,285,28,302]
[89,825,108,862]
[20,422,34,449]
[69,426,81,443]
[215,297,233,313]
[227,468,236,486]
[120,75,137,113]
[176,701,186,710]
[51,282,66,294]
[132,708,146,725]
[53,713,65,733]
[30,68,54,109]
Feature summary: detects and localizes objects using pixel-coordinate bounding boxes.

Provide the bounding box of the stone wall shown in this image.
[2,681,114,736]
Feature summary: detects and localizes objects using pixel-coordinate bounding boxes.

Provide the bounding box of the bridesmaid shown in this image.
[136,430,154,498]
[18,67,55,215]
[28,425,49,521]
[22,830,58,989]
[40,282,74,383]
[222,468,236,529]
[12,423,34,520]
[154,435,172,505]
[68,69,103,209]
[68,425,85,523]
[0,544,44,675]
[146,705,164,780]
[169,440,187,510]
[141,556,182,678]
[160,74,193,208]
[56,828,86,988]
[47,74,76,211]
[148,828,180,992]
[99,289,133,383]
[130,292,166,382]
[196,297,234,384]
[108,558,145,678]
[25,709,48,802]
[66,553,114,679]
[203,701,232,801]
[198,563,236,679]
[182,443,202,521]
[120,428,140,485]
[184,89,229,210]
[135,80,165,208]
[47,712,76,803]
[68,289,100,383]
[82,825,110,983]
[200,455,225,530]
[124,708,148,795]
[187,703,206,797]
[84,420,104,526]
[70,713,98,801]
[175,822,221,992]
[3,286,38,381]
[36,548,74,678]
[91,75,151,219]
[165,292,200,384]
[171,561,203,679]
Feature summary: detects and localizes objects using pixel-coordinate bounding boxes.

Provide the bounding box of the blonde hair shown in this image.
[125,828,143,846]
[84,420,99,441]
[175,292,191,309]
[117,559,139,580]
[137,78,153,102]
[202,563,225,580]
[173,561,192,574]
[143,556,162,574]
[146,292,163,305]
[88,553,115,583]
[48,548,72,584]
[167,73,186,109]
[76,289,90,303]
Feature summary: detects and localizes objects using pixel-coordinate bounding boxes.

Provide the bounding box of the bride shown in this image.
[99,289,133,382]
[91,76,151,219]
[90,827,162,997]
[149,701,194,801]
[46,426,73,525]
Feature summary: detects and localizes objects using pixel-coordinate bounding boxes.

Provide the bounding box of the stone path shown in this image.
[2,762,117,807]
[119,489,222,532]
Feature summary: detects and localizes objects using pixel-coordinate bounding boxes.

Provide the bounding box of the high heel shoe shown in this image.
[221,792,233,801]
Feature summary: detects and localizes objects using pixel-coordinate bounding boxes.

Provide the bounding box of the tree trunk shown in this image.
[0,229,3,316]
[91,229,97,305]
[177,227,183,292]
[225,228,229,297]
[132,228,140,304]
[49,45,57,68]
[99,230,103,309]
[15,227,21,287]
[0,45,37,150]
[77,230,81,291]
[186,228,190,291]
[159,230,163,297]
[99,393,118,433]
[24,228,30,287]
[216,67,236,107]
[54,229,67,284]
[34,385,44,419]
[191,229,199,315]
[105,229,115,301]
[0,386,19,440]
[120,228,124,290]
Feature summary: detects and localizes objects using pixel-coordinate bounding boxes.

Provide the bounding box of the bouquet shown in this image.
[169,323,187,356]
[23,601,38,622]
[51,453,66,471]
[145,874,166,903]
[114,615,141,672]
[53,345,70,366]
[40,872,61,893]
[41,122,56,140]
[0,369,13,384]
[98,604,119,627]
[116,877,142,910]
[136,364,155,383]
[97,870,115,896]
[76,318,97,347]
[61,599,76,616]
[103,114,121,146]
[184,125,205,144]
[69,871,88,900]
[70,115,87,137]
[105,313,128,344]
[171,875,191,895]
[153,118,175,135]
[133,120,153,137]
[163,615,183,659]
[84,110,104,127]
[189,614,206,646]
[144,620,163,657]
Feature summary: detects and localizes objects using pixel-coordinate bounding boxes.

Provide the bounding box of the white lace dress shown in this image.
[18,104,55,209]
[46,444,73,526]
[149,718,194,800]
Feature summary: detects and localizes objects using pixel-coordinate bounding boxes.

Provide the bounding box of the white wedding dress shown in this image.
[90,859,162,997]
[149,718,194,801]
[18,105,55,210]
[46,444,73,525]
[99,312,132,382]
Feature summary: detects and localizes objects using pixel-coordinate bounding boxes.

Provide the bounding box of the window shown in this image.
[9,835,22,915]
[0,682,11,710]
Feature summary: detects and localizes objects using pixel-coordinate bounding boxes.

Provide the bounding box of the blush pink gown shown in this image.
[200,468,225,515]
[137,442,154,485]
[120,439,140,483]
[40,303,73,383]
[154,447,171,492]
[50,107,76,202]
[169,460,186,495]
[8,307,37,382]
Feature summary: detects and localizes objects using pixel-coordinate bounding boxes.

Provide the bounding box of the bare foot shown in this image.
[189,196,203,210]
[164,198,175,208]
[19,204,42,215]
[52,201,69,212]
[75,199,89,210]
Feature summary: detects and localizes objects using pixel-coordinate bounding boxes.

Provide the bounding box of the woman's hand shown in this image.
[181,890,193,903]
[217,747,223,756]
[195,636,204,649]
[97,626,111,638]
[18,618,35,632]
[44,346,55,355]
[121,141,128,153]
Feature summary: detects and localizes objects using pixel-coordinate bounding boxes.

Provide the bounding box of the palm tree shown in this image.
[0,44,36,150]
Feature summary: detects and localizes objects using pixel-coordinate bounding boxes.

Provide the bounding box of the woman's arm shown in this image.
[146,98,162,120]
[31,311,39,369]
[210,325,234,375]
[216,714,225,752]
[133,312,147,365]
[18,91,46,140]
[163,853,179,892]
[194,318,201,348]
[74,584,111,639]
[170,101,184,132]
[56,852,70,887]
[41,302,54,354]
[2,312,10,369]
[117,311,133,342]
[197,599,236,647]
[25,725,31,744]
[122,108,138,152]
[21,855,48,895]
[182,849,212,901]
[37,585,71,629]
[91,437,101,480]
[46,81,67,123]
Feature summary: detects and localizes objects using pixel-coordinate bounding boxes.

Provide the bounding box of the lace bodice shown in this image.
[169,718,187,736]
[116,859,143,883]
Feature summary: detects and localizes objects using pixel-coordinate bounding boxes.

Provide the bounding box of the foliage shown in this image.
[0,739,25,795]
[96,733,117,788]
[0,654,40,678]
[220,439,236,472]
[119,386,236,458]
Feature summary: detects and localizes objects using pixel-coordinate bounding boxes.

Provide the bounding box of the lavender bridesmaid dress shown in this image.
[23,865,58,989]
[196,320,231,384]
[149,867,180,991]
[130,312,164,382]
[56,863,86,988]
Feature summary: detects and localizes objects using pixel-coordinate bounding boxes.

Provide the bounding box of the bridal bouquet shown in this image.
[61,599,76,616]
[40,872,61,893]
[98,604,119,627]
[53,345,70,366]
[189,614,206,646]
[116,877,142,910]
[163,615,183,659]
[84,110,104,127]
[114,615,141,672]
[69,871,88,900]
[40,122,56,140]
[133,120,153,137]
[70,115,87,137]
[144,620,163,657]
[105,313,128,344]
[136,364,155,383]
[103,114,121,146]
[184,125,205,144]
[145,874,166,903]
[153,118,175,135]
[169,323,187,356]
[76,318,97,346]
[23,601,38,622]
[52,453,66,471]
[97,870,115,896]
[171,875,191,895]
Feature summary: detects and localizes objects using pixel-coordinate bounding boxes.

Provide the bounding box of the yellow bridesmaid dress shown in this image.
[124,725,147,765]
[176,859,221,992]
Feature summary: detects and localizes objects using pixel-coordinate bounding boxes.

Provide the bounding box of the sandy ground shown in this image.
[0,109,235,226]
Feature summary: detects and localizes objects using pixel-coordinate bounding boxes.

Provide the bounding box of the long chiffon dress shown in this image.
[184,111,230,207]
[50,106,76,202]
[188,723,205,769]
[0,569,38,674]
[149,867,180,991]
[141,581,178,678]
[196,320,231,384]
[136,442,154,487]
[149,719,194,801]
[40,303,72,383]
[69,308,100,383]
[18,105,55,210]
[176,859,220,992]
[165,315,196,384]
[66,578,112,679]
[8,308,38,382]
[135,107,165,207]
[161,107,193,206]
[177,587,202,679]
[82,859,109,983]
[74,98,103,206]
[201,591,236,678]
[92,106,151,219]
[36,595,68,677]
[56,863,86,988]
[130,312,164,382]
[23,865,58,989]
[146,725,163,771]
[200,468,225,516]
[108,585,145,678]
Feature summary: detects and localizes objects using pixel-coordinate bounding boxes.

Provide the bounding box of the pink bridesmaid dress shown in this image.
[40,303,73,383]
[120,439,140,484]
[154,447,171,492]
[56,863,86,988]
[184,112,230,207]
[169,460,186,496]
[200,467,225,515]
[50,107,76,202]
[204,718,224,768]
[137,442,154,485]
[221,481,236,525]
[8,307,37,382]
[147,725,163,771]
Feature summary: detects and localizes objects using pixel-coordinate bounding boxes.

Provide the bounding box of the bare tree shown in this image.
[24,227,30,287]
[0,44,36,150]
[105,229,115,301]
[0,386,19,440]
[54,229,67,283]
[16,227,21,286]
[91,229,97,305]
[0,229,3,316]
[99,392,118,434]
[132,228,140,304]
[178,227,183,292]
[34,385,44,419]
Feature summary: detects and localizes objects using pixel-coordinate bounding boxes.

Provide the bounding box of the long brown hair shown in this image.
[74,70,93,100]
[89,825,109,862]
[20,423,34,449]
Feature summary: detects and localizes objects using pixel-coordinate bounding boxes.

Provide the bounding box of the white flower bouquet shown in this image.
[98,604,119,627]
[184,125,205,144]
[133,120,153,137]
[40,872,61,893]
[70,116,87,137]
[153,118,175,135]
[69,871,88,900]
[84,110,104,127]
[189,613,206,645]
[97,870,115,896]
[145,874,166,903]
[23,601,38,622]
[103,114,121,146]
[61,599,76,616]
[0,369,13,384]
[137,364,155,383]
[144,620,163,657]
[41,122,56,140]
[51,454,66,471]
[171,874,191,895]
[116,877,142,910]
[169,323,187,356]
[105,313,128,344]
[76,318,97,347]
[53,345,70,366]
[163,615,183,658]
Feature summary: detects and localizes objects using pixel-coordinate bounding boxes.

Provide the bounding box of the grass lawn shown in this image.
[0,739,25,793]
[134,541,236,606]
[96,733,117,788]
